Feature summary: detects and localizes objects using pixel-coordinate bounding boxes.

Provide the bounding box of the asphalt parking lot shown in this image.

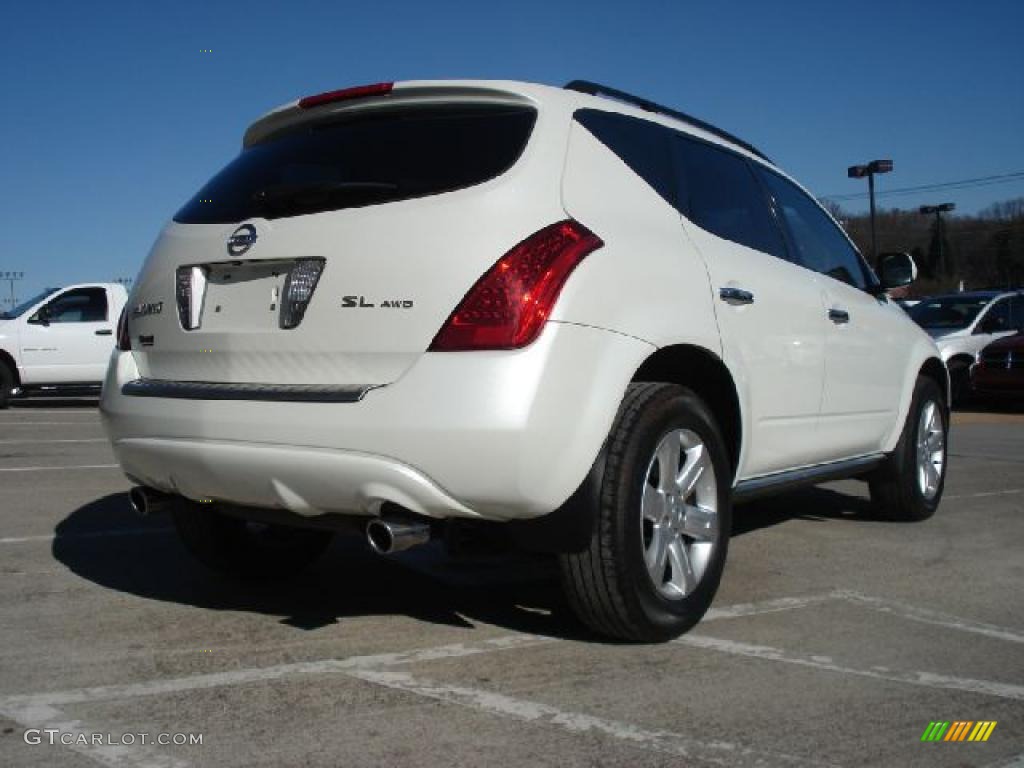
[0,402,1021,768]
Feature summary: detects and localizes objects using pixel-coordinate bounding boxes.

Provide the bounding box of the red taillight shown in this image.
[429,220,603,352]
[298,82,394,109]
[116,307,131,351]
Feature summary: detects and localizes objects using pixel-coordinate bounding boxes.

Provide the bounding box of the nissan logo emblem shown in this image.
[227,224,257,256]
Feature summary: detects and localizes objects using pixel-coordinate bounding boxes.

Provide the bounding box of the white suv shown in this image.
[0,283,128,406]
[101,80,948,641]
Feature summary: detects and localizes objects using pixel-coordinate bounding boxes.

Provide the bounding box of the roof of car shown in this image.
[925,290,1009,301]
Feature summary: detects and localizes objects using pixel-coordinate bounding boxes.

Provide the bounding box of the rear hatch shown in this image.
[128,84,567,387]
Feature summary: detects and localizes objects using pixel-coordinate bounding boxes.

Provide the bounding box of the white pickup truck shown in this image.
[0,283,128,406]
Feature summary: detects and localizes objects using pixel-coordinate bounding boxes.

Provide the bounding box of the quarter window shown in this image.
[756,168,871,289]
[42,288,108,323]
[574,110,677,207]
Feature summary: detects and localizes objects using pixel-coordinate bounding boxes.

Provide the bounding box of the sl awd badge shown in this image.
[342,296,414,309]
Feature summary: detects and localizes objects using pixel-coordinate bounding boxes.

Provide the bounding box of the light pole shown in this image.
[920,203,956,278]
[848,159,893,269]
[0,271,24,310]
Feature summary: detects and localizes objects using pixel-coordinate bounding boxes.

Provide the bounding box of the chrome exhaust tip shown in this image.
[366,517,431,555]
[129,486,177,517]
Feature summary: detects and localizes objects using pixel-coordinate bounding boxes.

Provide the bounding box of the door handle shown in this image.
[719,287,755,305]
[95,329,113,336]
[828,308,850,324]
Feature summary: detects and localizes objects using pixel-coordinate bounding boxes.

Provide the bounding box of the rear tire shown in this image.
[868,376,947,521]
[0,363,14,409]
[172,501,333,579]
[559,383,732,642]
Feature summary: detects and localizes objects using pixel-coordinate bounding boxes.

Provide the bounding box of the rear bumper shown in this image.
[100,322,654,521]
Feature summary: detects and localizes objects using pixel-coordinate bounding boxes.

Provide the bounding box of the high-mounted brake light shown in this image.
[429,220,603,352]
[116,307,131,351]
[298,82,394,109]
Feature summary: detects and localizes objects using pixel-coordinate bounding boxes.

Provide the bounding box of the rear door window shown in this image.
[175,104,537,223]
[671,136,787,260]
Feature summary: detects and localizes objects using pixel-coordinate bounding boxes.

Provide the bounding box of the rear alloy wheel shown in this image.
[869,376,947,521]
[560,383,731,642]
[172,501,333,579]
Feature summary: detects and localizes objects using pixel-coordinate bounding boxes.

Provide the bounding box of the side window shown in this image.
[574,110,676,208]
[978,299,1011,334]
[1008,297,1024,331]
[756,168,870,289]
[43,288,108,323]
[671,136,786,260]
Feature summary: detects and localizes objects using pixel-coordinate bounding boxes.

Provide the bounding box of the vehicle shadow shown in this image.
[53,485,884,641]
[51,493,591,642]
[732,484,882,537]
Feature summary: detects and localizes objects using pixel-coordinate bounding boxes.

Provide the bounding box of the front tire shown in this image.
[172,501,333,579]
[0,363,14,409]
[559,383,732,642]
[869,376,948,521]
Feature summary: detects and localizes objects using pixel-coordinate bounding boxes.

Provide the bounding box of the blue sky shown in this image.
[1,0,1022,301]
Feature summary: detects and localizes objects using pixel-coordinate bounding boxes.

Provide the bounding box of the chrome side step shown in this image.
[733,454,886,503]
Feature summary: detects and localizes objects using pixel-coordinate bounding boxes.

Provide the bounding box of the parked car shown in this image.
[971,333,1024,402]
[907,290,1024,403]
[100,79,947,641]
[0,283,128,406]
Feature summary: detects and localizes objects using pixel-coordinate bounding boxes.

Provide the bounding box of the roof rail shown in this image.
[564,80,771,163]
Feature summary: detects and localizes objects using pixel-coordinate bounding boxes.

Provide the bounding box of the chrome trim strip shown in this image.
[122,378,371,403]
[734,454,886,503]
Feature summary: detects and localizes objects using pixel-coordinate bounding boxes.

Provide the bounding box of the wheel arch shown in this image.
[0,348,20,387]
[919,356,951,408]
[631,344,742,479]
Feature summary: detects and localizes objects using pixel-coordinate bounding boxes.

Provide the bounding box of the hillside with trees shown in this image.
[823,197,1024,296]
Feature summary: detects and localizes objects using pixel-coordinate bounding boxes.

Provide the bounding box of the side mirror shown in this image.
[878,252,917,290]
[29,307,50,326]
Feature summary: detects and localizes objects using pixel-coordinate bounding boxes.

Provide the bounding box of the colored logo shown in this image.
[921,721,997,742]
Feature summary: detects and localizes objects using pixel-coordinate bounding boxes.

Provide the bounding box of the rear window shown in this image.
[175,104,537,224]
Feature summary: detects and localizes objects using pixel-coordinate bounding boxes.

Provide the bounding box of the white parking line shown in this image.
[4,701,188,768]
[704,593,833,621]
[0,421,103,426]
[346,666,831,767]
[945,488,1024,499]
[0,528,173,545]
[835,590,1024,644]
[676,634,1024,701]
[0,633,825,768]
[0,464,119,472]
[0,438,108,445]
